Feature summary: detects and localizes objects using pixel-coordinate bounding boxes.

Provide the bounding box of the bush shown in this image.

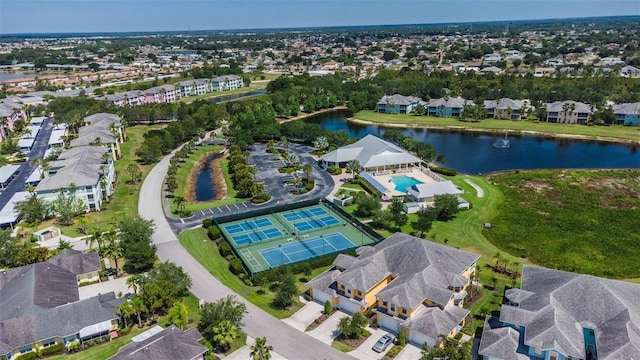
[324,300,333,315]
[252,193,272,204]
[327,165,342,175]
[429,165,457,176]
[219,241,232,257]
[14,351,37,360]
[397,330,406,346]
[385,344,403,358]
[225,254,234,262]
[203,218,214,228]
[243,278,253,286]
[229,258,244,275]
[120,326,131,335]
[352,176,381,197]
[208,226,221,240]
[303,179,315,191]
[40,343,64,356]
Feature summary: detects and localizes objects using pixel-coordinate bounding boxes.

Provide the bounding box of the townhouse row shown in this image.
[95,74,244,107]
[377,94,640,125]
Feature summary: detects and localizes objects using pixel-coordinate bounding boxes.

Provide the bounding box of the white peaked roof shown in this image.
[321,135,421,168]
[407,180,462,198]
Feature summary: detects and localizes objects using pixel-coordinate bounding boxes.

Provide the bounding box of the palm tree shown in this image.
[86,227,103,252]
[346,159,361,179]
[493,252,501,270]
[173,196,187,215]
[490,276,498,290]
[126,274,141,294]
[129,295,147,328]
[212,320,239,352]
[250,337,273,360]
[280,136,289,150]
[24,183,36,195]
[511,260,520,278]
[102,232,123,276]
[77,216,90,235]
[117,301,135,329]
[302,163,313,181]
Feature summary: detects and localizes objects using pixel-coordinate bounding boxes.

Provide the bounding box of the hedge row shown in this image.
[208,226,221,240]
[351,176,381,198]
[40,343,64,356]
[14,352,36,360]
[252,249,356,285]
[429,165,458,176]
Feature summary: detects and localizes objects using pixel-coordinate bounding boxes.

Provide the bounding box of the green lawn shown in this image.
[180,84,268,104]
[45,125,164,236]
[178,227,304,319]
[485,169,640,279]
[354,110,640,143]
[47,326,147,360]
[168,144,224,214]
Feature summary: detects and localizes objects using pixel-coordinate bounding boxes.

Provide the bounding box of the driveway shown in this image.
[78,276,131,300]
[225,336,287,360]
[306,310,349,345]
[282,300,324,331]
[348,327,395,360]
[395,343,423,359]
[138,147,354,360]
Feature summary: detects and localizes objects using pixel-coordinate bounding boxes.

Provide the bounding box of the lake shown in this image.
[208,89,266,104]
[303,110,640,174]
[194,154,218,201]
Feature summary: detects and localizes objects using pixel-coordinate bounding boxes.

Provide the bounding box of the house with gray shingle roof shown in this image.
[426,97,472,118]
[71,113,124,160]
[108,325,207,360]
[35,146,115,212]
[45,249,101,285]
[377,94,422,114]
[612,102,640,126]
[307,232,479,347]
[478,266,640,360]
[483,98,528,120]
[545,101,592,124]
[0,252,123,360]
[211,75,243,91]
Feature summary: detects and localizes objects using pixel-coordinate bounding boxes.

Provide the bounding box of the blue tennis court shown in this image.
[224,218,274,234]
[292,215,340,232]
[231,226,283,246]
[282,207,329,222]
[259,233,355,267]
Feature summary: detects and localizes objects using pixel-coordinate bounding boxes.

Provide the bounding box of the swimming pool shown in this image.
[391,175,423,191]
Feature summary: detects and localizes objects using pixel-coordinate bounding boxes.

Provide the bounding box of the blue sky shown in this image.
[1,0,638,34]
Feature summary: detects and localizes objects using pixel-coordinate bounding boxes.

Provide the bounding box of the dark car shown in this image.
[372,334,394,353]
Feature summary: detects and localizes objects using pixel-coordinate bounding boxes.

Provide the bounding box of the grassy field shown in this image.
[486,169,640,279]
[178,227,305,319]
[354,110,640,143]
[168,144,224,214]
[42,125,164,236]
[180,83,268,104]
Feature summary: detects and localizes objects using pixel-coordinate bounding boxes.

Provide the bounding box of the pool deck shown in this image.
[371,168,439,196]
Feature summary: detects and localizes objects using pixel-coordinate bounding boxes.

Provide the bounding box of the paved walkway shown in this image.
[138,144,354,360]
[306,310,348,345]
[222,336,287,360]
[282,300,324,331]
[395,344,422,359]
[78,275,131,300]
[464,178,484,198]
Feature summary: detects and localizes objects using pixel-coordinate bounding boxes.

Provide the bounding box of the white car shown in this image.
[372,334,394,353]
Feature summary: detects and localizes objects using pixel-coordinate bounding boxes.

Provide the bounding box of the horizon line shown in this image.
[1,14,638,38]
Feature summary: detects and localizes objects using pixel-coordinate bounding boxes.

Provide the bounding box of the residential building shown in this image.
[320,135,422,172]
[478,266,640,360]
[620,65,640,77]
[108,325,207,360]
[0,98,27,141]
[0,251,122,360]
[144,85,180,104]
[211,75,243,91]
[426,97,470,118]
[35,146,116,212]
[177,78,212,97]
[307,232,479,348]
[0,165,21,190]
[545,101,592,124]
[612,102,640,126]
[45,249,101,285]
[483,98,527,120]
[377,94,422,114]
[70,113,124,159]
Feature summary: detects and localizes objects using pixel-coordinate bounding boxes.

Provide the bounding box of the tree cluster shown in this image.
[118,217,157,273]
[198,295,248,351]
[227,145,263,198]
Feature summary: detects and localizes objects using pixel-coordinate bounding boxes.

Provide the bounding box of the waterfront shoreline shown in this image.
[347,117,640,146]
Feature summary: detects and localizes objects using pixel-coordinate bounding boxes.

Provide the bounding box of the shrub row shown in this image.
[327,165,342,175]
[229,258,244,275]
[208,225,221,240]
[219,242,233,257]
[252,249,356,285]
[40,343,64,356]
[429,165,457,176]
[14,352,36,360]
[351,176,381,197]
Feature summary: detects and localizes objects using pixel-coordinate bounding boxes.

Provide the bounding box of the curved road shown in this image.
[139,148,354,360]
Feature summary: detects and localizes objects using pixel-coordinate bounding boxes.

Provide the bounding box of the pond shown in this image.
[303,110,640,174]
[194,154,219,201]
[207,89,266,104]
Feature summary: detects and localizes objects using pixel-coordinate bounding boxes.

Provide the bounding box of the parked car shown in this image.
[372,334,394,353]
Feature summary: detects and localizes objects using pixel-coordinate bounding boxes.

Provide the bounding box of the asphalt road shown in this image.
[0,117,54,210]
[139,146,354,360]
